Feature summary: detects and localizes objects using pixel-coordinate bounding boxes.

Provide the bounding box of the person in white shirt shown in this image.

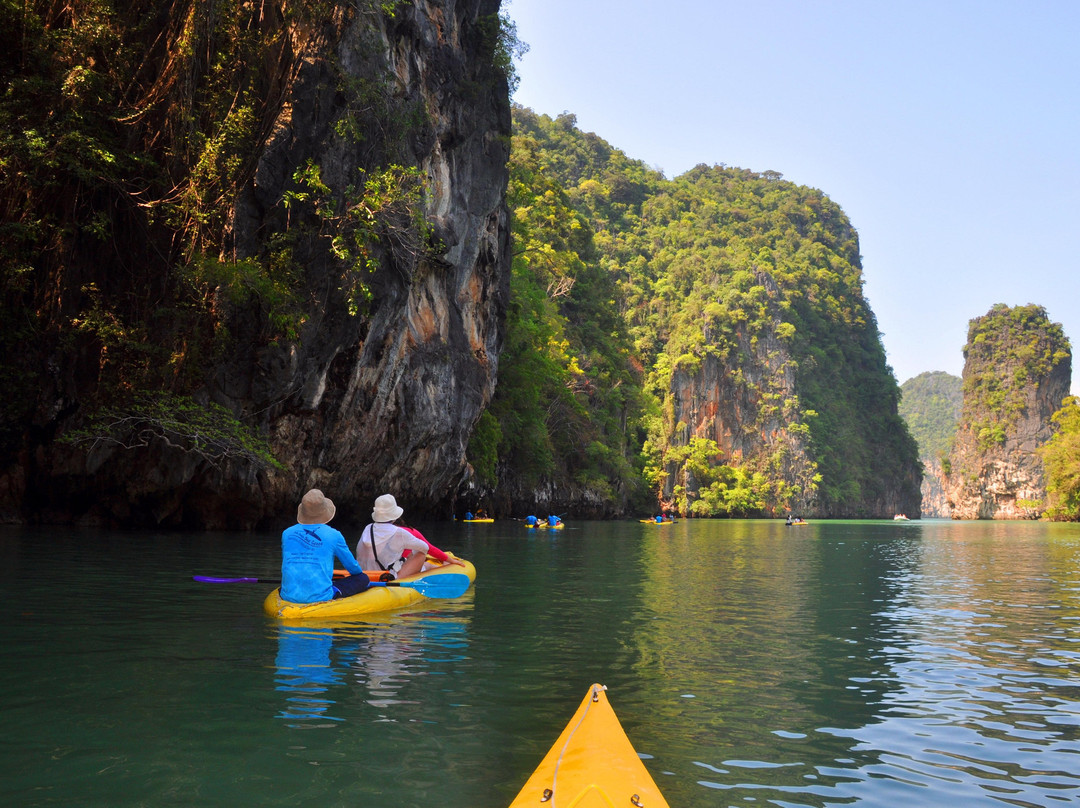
[355,494,463,579]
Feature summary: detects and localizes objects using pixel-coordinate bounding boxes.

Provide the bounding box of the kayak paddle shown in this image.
[193,573,472,599]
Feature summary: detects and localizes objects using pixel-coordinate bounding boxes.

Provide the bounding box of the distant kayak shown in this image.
[462,518,494,523]
[639,518,674,524]
[508,683,670,808]
[262,558,475,620]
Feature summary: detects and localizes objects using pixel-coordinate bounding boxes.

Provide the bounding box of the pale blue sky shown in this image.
[506,0,1079,393]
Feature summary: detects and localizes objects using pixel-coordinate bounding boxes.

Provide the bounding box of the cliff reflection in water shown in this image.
[634,519,916,758]
[274,616,470,728]
[628,519,1080,805]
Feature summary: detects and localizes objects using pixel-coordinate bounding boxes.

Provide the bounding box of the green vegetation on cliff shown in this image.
[1041,396,1080,521]
[0,1,285,443]
[479,107,920,516]
[899,371,963,461]
[945,304,1072,521]
[0,1,446,466]
[627,162,917,515]
[467,123,648,508]
[960,304,1070,451]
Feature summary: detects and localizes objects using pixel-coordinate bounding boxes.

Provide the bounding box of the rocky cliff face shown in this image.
[634,173,921,519]
[1,1,511,528]
[231,1,511,527]
[665,273,818,514]
[945,305,1071,519]
[919,458,949,517]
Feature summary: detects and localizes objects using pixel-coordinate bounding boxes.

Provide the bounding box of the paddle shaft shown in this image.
[195,577,408,585]
[194,572,471,598]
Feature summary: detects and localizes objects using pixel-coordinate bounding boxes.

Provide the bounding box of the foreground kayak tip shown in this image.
[508,683,670,807]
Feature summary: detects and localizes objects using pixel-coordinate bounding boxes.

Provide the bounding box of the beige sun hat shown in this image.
[372,494,404,523]
[297,489,336,524]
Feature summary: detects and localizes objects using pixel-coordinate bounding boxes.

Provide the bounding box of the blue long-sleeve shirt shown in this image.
[281,523,364,603]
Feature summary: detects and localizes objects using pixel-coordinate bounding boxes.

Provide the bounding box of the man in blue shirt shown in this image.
[281,489,370,603]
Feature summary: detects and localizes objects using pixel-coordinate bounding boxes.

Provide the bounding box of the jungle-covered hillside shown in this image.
[899,371,963,464]
[476,107,920,518]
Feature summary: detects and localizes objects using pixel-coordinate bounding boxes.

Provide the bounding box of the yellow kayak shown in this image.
[508,683,670,808]
[262,558,475,620]
[462,518,494,523]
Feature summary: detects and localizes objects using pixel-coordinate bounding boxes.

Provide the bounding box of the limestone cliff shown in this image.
[919,457,949,517]
[0,1,511,528]
[644,170,921,519]
[492,121,922,520]
[944,304,1071,519]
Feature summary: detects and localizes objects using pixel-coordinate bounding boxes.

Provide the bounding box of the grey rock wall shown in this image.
[5,1,511,529]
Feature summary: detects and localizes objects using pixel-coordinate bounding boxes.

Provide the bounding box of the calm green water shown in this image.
[2,519,1080,807]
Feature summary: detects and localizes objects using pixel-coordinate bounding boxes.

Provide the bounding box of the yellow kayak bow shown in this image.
[508,683,670,808]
